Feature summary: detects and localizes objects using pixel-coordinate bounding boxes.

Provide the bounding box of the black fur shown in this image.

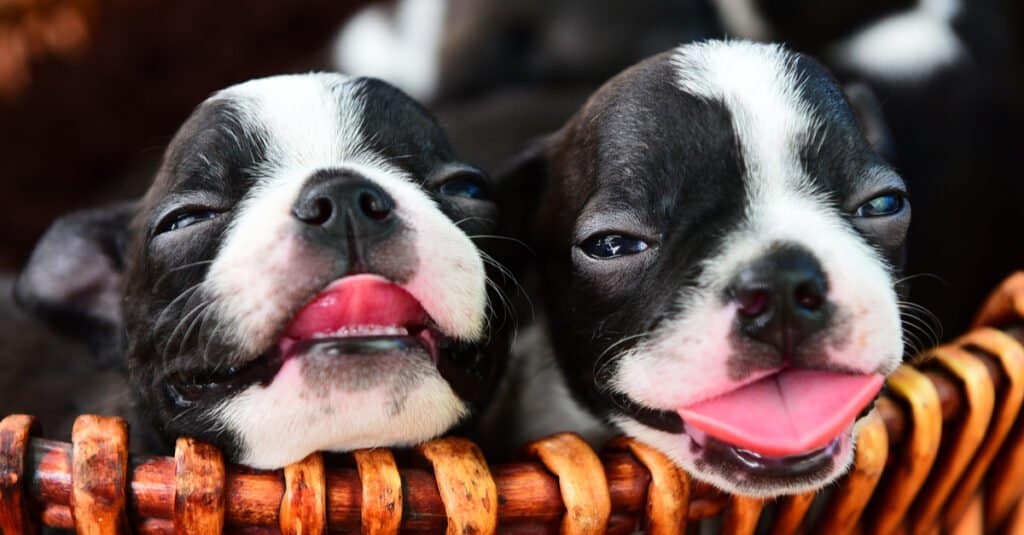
[17,75,510,461]
[496,47,908,491]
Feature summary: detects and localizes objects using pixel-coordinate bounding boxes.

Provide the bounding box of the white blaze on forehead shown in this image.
[214,72,369,169]
[672,41,821,204]
[199,73,487,358]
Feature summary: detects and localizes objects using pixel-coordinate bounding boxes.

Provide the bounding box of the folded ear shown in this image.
[843,81,895,161]
[493,134,554,273]
[14,201,137,363]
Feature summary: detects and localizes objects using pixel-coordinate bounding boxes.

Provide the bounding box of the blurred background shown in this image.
[0,0,1021,430]
[0,0,375,270]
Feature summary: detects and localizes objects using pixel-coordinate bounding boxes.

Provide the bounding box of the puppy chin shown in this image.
[613,414,859,497]
[215,354,468,469]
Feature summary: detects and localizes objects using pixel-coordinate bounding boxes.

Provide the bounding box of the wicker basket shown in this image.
[2,272,1024,534]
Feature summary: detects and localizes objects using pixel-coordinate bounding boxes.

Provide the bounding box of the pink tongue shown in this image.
[284,274,428,340]
[677,370,883,457]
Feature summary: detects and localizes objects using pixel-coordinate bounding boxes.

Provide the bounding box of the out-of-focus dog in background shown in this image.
[335,0,1023,340]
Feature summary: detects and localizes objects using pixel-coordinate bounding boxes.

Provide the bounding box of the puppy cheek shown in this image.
[824,270,904,375]
[401,216,487,341]
[209,233,331,355]
[613,304,744,409]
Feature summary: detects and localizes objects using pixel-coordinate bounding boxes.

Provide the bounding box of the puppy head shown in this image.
[17,73,507,468]
[503,42,909,496]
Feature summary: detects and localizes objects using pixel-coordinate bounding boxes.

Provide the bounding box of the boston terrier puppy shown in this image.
[15,73,509,468]
[498,41,909,496]
[335,0,1021,342]
[711,0,1024,337]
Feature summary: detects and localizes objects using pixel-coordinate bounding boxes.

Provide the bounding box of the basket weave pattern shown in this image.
[2,272,1024,534]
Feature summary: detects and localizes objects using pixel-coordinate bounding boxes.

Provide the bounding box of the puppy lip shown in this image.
[687,421,849,477]
[279,274,442,363]
[283,274,432,338]
[163,275,446,408]
[282,334,437,363]
[278,329,440,364]
[608,391,854,481]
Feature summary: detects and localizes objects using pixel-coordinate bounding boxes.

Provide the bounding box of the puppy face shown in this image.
[19,73,507,468]
[507,42,909,496]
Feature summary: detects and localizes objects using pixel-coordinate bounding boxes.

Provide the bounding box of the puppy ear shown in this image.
[843,82,895,161]
[14,201,137,363]
[494,135,554,272]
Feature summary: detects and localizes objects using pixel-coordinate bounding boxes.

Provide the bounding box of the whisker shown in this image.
[175,303,216,366]
[892,273,946,286]
[153,260,215,290]
[897,301,944,343]
[153,283,204,333]
[479,251,534,325]
[453,216,496,227]
[593,332,652,389]
[467,234,535,256]
[164,300,212,359]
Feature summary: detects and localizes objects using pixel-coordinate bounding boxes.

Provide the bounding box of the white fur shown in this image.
[195,73,485,467]
[711,0,772,41]
[220,357,467,469]
[829,0,964,81]
[602,42,901,494]
[332,0,448,101]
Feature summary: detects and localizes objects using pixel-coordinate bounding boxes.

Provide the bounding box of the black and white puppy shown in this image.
[500,41,909,496]
[712,0,1024,336]
[16,73,507,468]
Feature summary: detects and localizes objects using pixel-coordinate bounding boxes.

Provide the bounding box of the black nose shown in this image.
[729,245,830,357]
[292,170,396,239]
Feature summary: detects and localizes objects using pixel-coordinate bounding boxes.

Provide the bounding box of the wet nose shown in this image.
[292,170,396,240]
[729,245,830,357]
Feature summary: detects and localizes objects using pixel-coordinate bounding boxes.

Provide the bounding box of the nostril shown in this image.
[794,281,824,311]
[295,197,334,226]
[737,289,770,318]
[358,190,392,220]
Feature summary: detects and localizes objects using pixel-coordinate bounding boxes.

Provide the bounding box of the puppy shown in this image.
[712,0,1024,336]
[336,0,1022,341]
[16,73,508,468]
[500,41,909,496]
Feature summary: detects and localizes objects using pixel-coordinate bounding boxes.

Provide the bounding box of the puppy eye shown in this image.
[580,234,649,259]
[157,209,221,234]
[855,194,905,218]
[440,175,487,200]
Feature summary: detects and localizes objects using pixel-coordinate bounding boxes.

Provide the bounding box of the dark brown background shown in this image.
[0,0,368,270]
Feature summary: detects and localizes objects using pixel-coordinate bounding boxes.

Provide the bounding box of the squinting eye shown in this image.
[855,194,904,218]
[440,176,487,200]
[580,234,649,259]
[159,210,221,234]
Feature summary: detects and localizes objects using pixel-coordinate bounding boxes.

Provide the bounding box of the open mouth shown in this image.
[677,369,883,476]
[279,274,441,364]
[686,422,845,477]
[166,274,442,406]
